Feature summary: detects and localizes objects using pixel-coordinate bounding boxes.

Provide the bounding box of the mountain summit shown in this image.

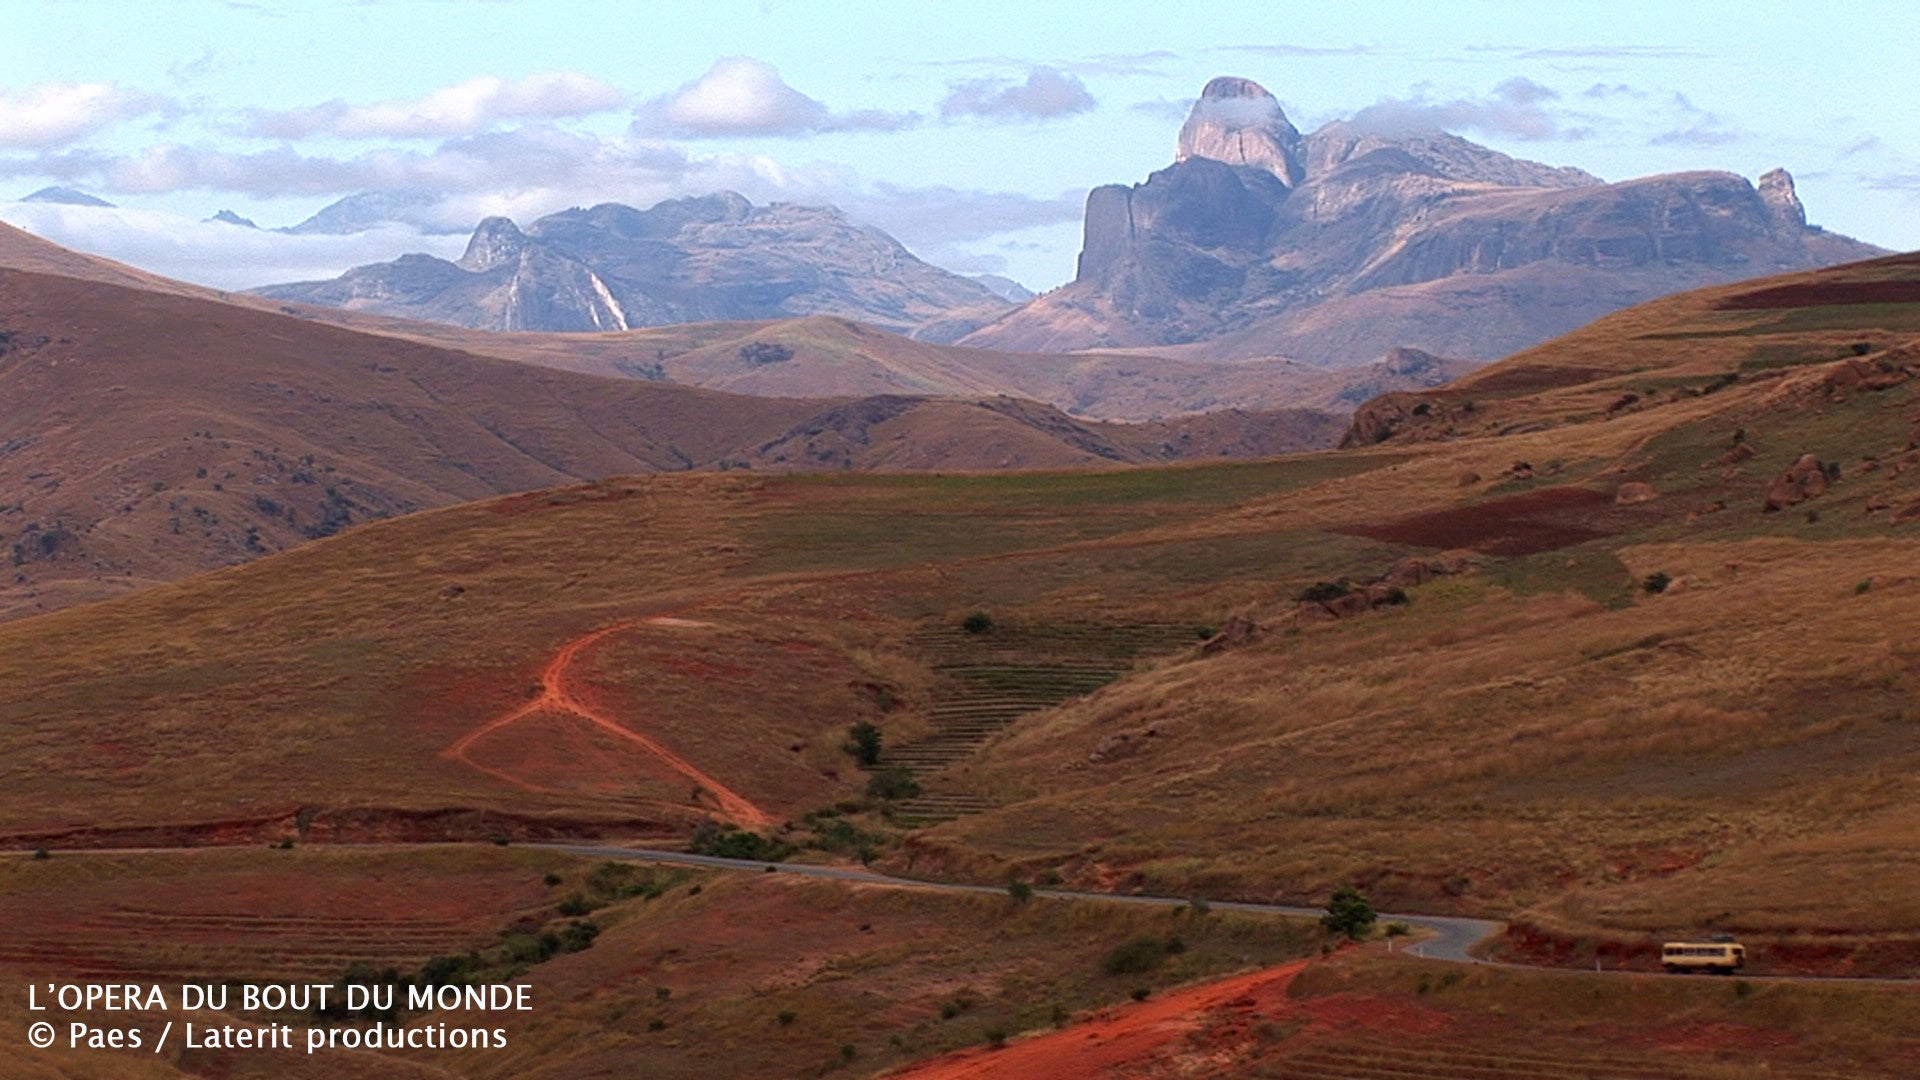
[1176,76,1305,186]
[963,76,1883,365]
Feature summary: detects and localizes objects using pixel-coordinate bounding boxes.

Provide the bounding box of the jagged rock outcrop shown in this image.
[1177,76,1305,187]
[1758,168,1807,231]
[963,77,1886,366]
[255,193,1010,336]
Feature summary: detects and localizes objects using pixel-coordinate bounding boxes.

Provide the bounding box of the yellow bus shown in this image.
[1662,940,1746,974]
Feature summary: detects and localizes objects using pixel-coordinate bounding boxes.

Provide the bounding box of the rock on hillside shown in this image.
[254,192,1010,337]
[962,76,1885,366]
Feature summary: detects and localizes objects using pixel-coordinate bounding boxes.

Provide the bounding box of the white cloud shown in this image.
[246,72,626,139]
[635,58,915,138]
[0,120,1083,288]
[940,67,1096,122]
[1346,77,1573,141]
[0,200,468,290]
[0,83,159,148]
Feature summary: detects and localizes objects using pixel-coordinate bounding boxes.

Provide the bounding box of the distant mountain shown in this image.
[969,274,1035,303]
[207,209,258,228]
[960,76,1886,366]
[253,192,1012,338]
[280,189,447,235]
[20,186,114,208]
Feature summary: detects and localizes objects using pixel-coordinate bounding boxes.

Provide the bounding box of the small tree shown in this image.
[845,721,882,767]
[1322,886,1377,940]
[864,768,920,801]
[1007,879,1035,903]
[961,611,994,635]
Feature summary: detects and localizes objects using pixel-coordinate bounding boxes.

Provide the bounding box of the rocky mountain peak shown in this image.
[1758,167,1807,230]
[1177,76,1305,188]
[457,216,530,272]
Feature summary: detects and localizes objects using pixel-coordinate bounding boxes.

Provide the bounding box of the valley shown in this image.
[1,245,1918,1074]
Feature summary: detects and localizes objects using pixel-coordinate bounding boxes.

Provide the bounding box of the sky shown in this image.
[0,0,1916,291]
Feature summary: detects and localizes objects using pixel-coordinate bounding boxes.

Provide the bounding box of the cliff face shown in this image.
[255,193,1009,337]
[964,77,1886,366]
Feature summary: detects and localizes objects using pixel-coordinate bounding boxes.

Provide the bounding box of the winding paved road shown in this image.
[544,843,1502,963]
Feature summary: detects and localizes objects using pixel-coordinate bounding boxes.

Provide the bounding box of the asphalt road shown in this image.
[544,843,1503,964]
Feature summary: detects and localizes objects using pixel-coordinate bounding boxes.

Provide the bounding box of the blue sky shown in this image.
[1,0,1916,289]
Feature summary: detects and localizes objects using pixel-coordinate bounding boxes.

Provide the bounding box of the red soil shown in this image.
[1344,485,1618,555]
[1718,279,1920,310]
[443,622,773,828]
[883,960,1316,1080]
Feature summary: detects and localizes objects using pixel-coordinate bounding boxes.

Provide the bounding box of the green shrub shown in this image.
[1297,580,1351,603]
[1321,886,1376,940]
[864,768,920,801]
[1642,572,1672,594]
[688,821,795,862]
[845,721,882,767]
[961,611,994,635]
[1007,880,1035,902]
[556,892,597,917]
[1103,936,1172,976]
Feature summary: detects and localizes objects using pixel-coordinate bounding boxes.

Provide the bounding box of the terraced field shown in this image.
[889,620,1200,822]
[0,909,486,982]
[0,847,565,986]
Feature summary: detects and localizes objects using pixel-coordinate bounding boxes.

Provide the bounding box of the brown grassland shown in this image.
[2,251,1920,1075]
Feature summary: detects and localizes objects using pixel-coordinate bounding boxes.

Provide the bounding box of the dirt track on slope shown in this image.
[880,959,1319,1079]
[443,621,774,829]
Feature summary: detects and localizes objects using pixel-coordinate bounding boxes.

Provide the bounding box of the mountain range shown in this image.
[246,76,1885,384]
[254,192,1012,337]
[957,77,1886,365]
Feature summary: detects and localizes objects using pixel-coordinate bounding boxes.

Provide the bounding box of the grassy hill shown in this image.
[1,249,1919,1077]
[5,251,1913,954]
[0,262,1340,620]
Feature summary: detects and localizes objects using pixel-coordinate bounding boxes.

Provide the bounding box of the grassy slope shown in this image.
[2,253,1920,1077]
[0,253,1914,965]
[0,264,1344,622]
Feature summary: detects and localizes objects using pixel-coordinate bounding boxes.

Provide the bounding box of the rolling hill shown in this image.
[2,250,1919,1077]
[2,251,1914,962]
[0,256,1341,620]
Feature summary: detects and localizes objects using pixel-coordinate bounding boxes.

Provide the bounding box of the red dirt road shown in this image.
[883,959,1315,1079]
[443,622,774,829]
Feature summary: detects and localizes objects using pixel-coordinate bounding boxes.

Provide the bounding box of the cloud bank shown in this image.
[940,67,1096,122]
[245,73,626,139]
[0,82,161,148]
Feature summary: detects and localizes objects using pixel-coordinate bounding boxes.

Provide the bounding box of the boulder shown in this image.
[1762,453,1830,512]
[1199,614,1259,655]
[1380,557,1435,587]
[1708,442,1756,468]
[1615,482,1657,505]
